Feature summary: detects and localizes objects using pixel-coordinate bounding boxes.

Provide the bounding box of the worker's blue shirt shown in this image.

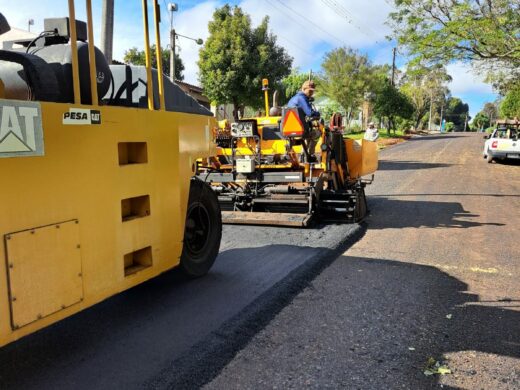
[287,92,319,117]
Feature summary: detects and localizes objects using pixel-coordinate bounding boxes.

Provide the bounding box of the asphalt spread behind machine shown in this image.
[196,80,378,227]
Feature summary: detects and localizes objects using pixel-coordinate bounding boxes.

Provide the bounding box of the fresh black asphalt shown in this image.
[0,222,361,389]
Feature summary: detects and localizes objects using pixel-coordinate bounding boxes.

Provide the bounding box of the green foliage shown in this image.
[445,122,455,132]
[198,5,292,119]
[389,0,520,84]
[280,70,309,105]
[123,45,184,80]
[347,123,362,133]
[481,102,499,124]
[444,97,470,130]
[319,47,389,123]
[473,112,490,130]
[319,100,345,122]
[395,118,414,133]
[373,83,414,121]
[400,63,451,129]
[500,86,520,118]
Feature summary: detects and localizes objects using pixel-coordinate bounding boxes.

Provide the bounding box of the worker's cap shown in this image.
[302,80,316,91]
[368,122,375,126]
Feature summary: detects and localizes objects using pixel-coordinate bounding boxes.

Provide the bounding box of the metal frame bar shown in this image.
[152,0,165,110]
[141,0,154,110]
[85,0,98,105]
[67,0,81,104]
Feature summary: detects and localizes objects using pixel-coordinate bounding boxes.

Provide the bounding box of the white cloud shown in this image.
[2,0,394,85]
[171,1,220,84]
[240,0,393,73]
[160,0,394,83]
[447,62,494,95]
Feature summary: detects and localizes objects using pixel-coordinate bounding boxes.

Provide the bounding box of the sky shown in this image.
[0,0,498,118]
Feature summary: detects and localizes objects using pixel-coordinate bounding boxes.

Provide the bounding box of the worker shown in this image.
[287,80,320,118]
[364,122,379,142]
[287,80,321,161]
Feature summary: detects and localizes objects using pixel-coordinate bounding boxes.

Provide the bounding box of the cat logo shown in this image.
[0,100,44,158]
[63,108,101,125]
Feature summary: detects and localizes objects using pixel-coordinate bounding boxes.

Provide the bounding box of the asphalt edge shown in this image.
[145,222,367,390]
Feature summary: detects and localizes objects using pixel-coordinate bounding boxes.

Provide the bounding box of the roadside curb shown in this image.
[145,223,367,390]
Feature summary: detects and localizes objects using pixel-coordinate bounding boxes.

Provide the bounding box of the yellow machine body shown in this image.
[0,100,215,346]
[213,113,377,179]
[201,97,378,226]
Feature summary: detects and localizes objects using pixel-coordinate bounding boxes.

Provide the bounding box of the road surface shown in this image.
[1,133,518,389]
[0,209,361,389]
[205,133,520,390]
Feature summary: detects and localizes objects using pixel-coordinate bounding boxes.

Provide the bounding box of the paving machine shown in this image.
[0,1,220,347]
[196,79,378,227]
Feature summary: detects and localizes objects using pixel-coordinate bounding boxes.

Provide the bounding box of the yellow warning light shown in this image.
[262,78,269,87]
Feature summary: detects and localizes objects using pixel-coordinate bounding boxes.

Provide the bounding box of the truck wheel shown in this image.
[180,179,222,277]
[486,153,494,163]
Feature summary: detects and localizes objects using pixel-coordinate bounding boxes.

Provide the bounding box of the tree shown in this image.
[373,83,414,134]
[198,5,292,120]
[389,0,520,79]
[500,86,520,118]
[482,102,499,125]
[123,45,185,81]
[444,97,470,130]
[319,47,388,126]
[445,122,455,132]
[473,112,490,130]
[400,64,451,129]
[280,70,309,105]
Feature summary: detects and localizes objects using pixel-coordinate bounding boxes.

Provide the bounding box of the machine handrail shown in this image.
[65,0,166,110]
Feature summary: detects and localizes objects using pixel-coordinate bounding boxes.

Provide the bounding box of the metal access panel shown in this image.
[5,220,83,329]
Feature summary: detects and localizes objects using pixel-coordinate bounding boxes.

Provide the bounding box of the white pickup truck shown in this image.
[483,119,520,163]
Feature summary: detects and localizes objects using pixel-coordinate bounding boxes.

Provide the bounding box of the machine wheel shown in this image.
[486,153,494,163]
[354,187,367,221]
[180,179,222,278]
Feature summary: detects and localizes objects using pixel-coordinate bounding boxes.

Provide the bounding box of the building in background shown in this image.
[176,81,210,110]
[0,27,36,49]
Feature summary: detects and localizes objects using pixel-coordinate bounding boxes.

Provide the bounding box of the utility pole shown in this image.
[100,0,114,63]
[391,47,396,86]
[439,103,444,132]
[428,90,433,131]
[168,3,178,81]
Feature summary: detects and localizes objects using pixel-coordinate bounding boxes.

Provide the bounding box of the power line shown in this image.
[320,0,380,42]
[277,34,314,57]
[260,1,317,57]
[272,0,348,46]
[265,0,312,34]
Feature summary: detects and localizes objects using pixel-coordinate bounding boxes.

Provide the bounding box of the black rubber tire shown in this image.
[179,179,222,278]
[354,186,367,222]
[486,153,494,163]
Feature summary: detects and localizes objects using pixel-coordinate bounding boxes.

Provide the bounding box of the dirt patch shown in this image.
[377,136,410,149]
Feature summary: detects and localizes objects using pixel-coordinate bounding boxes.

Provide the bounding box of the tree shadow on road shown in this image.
[276,256,520,389]
[162,255,520,390]
[367,197,505,229]
[378,160,454,171]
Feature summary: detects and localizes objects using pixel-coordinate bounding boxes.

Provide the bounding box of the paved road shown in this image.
[0,213,360,389]
[205,133,520,389]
